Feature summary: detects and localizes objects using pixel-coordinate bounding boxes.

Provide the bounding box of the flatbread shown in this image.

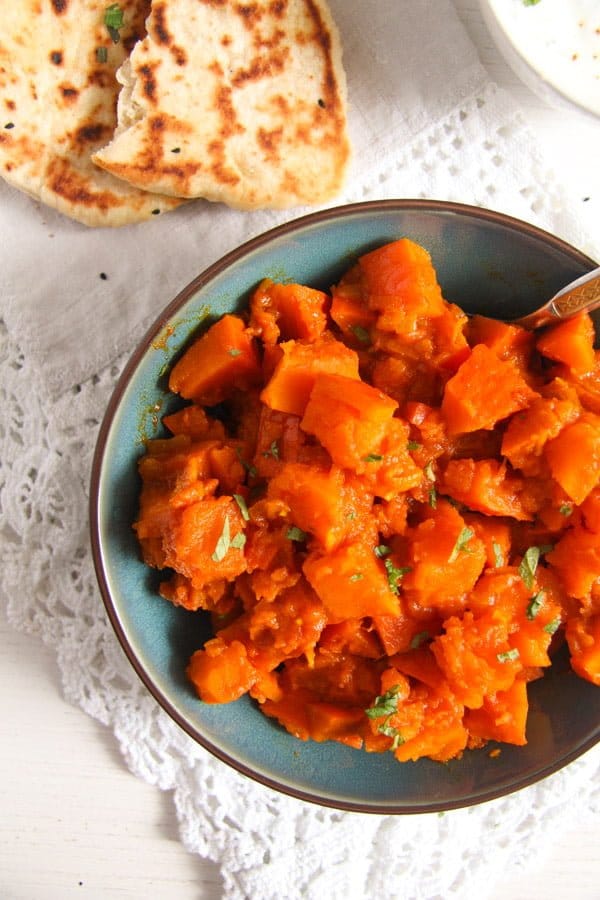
[0,1,181,227]
[92,0,350,209]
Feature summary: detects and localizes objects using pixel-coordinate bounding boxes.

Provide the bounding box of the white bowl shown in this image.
[480,0,600,121]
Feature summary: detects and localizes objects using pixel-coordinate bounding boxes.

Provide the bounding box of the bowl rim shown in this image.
[90,198,599,814]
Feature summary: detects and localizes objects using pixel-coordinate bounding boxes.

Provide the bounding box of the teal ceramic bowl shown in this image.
[90,200,600,813]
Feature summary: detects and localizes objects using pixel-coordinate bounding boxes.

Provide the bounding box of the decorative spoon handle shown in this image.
[553,268,600,316]
[512,266,600,330]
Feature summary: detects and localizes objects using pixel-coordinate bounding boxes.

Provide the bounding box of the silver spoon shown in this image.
[511,266,600,330]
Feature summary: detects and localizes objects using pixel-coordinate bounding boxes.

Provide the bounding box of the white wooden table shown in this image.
[2,3,599,897]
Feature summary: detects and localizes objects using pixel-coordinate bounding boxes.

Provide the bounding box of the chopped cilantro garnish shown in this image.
[544,617,561,635]
[104,3,124,43]
[233,493,250,521]
[377,720,404,749]
[365,685,401,719]
[428,487,437,509]
[448,526,474,563]
[262,439,280,460]
[526,591,545,620]
[363,453,383,463]
[497,648,520,663]
[492,541,504,568]
[228,348,242,357]
[384,558,410,595]
[351,325,371,344]
[374,544,391,558]
[96,46,108,63]
[519,546,540,589]
[366,687,405,749]
[410,630,429,650]
[407,440,421,451]
[235,447,257,478]
[211,517,231,562]
[286,525,307,542]
[231,532,246,550]
[349,572,364,582]
[559,503,573,517]
[523,0,541,5]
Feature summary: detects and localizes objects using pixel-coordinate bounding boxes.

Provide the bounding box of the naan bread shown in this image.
[0,1,181,227]
[93,0,350,209]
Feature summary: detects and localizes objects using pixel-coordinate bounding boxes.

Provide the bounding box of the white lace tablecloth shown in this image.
[1,2,599,898]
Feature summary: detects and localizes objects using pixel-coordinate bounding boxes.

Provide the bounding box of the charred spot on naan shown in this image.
[96,114,203,194]
[74,122,114,150]
[51,0,69,14]
[139,64,159,103]
[59,84,80,104]
[45,154,180,217]
[151,2,187,65]
[256,126,283,163]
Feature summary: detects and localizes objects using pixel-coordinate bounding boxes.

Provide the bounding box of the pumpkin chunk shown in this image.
[441,344,539,434]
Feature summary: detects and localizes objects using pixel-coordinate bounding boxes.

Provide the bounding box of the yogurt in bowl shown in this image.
[480,0,600,120]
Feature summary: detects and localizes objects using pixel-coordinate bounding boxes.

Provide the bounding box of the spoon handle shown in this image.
[512,266,600,330]
[552,266,600,317]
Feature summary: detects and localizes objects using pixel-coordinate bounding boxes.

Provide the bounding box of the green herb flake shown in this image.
[351,325,371,344]
[365,685,401,719]
[492,541,504,568]
[349,572,364,583]
[424,460,436,482]
[377,720,405,749]
[104,3,124,42]
[233,493,250,521]
[96,46,108,63]
[374,544,391,559]
[286,525,307,542]
[235,447,257,478]
[211,516,231,562]
[519,546,540,589]
[448,526,475,563]
[544,617,561,635]
[384,559,410,596]
[363,453,383,463]
[407,440,421,451]
[410,630,429,650]
[428,487,437,509]
[231,532,247,550]
[559,503,573,517]
[497,648,520,663]
[526,591,545,620]
[228,348,242,357]
[523,0,541,5]
[262,440,280,460]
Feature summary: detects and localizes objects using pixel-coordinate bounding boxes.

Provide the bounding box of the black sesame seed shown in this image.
[99,272,108,280]
[4,122,15,129]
